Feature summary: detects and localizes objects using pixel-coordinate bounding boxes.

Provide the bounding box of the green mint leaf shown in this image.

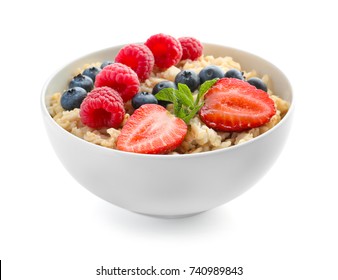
[195,78,218,105]
[155,88,177,103]
[177,106,188,119]
[199,78,218,95]
[177,83,194,108]
[154,81,215,125]
[182,102,204,124]
[173,98,181,116]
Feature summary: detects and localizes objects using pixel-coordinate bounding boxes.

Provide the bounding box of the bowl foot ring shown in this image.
[133,211,206,219]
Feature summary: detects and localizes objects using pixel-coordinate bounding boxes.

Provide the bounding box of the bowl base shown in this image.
[134,211,205,219]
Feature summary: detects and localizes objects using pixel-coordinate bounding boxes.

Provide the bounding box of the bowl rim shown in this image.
[41,43,294,159]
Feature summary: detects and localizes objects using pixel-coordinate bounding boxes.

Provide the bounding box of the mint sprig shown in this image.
[155,78,218,124]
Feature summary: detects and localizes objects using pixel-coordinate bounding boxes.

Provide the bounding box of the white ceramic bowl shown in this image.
[41,43,294,218]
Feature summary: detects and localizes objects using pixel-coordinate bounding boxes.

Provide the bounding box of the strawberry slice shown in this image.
[117,104,187,154]
[199,78,276,132]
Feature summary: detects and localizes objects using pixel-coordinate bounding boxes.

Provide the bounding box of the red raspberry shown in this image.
[80,86,125,129]
[178,37,203,61]
[94,63,140,102]
[145,33,182,69]
[115,44,154,81]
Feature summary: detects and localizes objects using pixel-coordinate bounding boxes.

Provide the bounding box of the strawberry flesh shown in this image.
[199,78,276,132]
[117,104,187,154]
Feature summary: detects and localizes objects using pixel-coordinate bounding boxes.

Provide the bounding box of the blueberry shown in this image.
[152,81,177,107]
[247,77,268,92]
[60,87,87,110]
[69,74,94,92]
[100,61,113,69]
[82,66,101,82]
[175,70,200,92]
[224,69,244,80]
[152,81,177,95]
[199,65,225,84]
[132,92,158,109]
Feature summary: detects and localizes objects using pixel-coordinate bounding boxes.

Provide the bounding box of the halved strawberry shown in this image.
[199,78,276,132]
[117,104,187,154]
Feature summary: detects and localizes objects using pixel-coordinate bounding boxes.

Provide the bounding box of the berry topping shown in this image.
[247,77,268,92]
[69,74,94,92]
[60,87,87,111]
[224,69,244,80]
[152,81,177,107]
[132,92,158,109]
[175,70,200,92]
[117,104,187,154]
[82,66,101,82]
[178,37,203,61]
[100,61,113,69]
[199,65,225,84]
[145,33,182,69]
[199,78,276,132]
[115,44,154,81]
[94,63,140,102]
[80,86,125,129]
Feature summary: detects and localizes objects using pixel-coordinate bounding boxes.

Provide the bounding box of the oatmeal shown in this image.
[48,34,289,155]
[49,55,289,154]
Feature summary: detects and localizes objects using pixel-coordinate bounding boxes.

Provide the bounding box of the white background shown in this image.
[0,0,337,279]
